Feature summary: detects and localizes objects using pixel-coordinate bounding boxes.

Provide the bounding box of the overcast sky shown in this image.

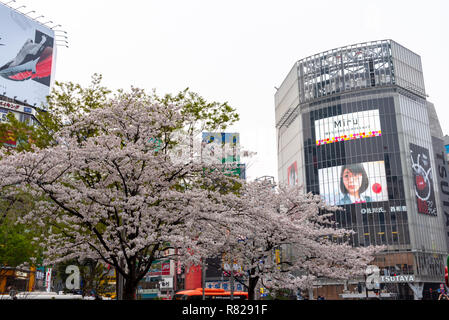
[4,0,448,181]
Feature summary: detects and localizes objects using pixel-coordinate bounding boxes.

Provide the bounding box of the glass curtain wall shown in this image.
[302,92,410,249]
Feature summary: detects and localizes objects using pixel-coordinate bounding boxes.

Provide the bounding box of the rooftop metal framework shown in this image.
[298,40,395,103]
[276,40,427,129]
[295,40,426,104]
[0,0,68,47]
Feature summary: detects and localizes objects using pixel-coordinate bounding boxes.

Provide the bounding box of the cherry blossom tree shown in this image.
[217,181,384,300]
[0,87,244,300]
[0,77,382,300]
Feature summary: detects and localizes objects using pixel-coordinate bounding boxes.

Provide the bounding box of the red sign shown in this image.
[0,101,20,110]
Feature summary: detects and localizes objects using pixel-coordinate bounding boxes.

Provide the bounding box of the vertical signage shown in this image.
[432,136,449,248]
[410,143,437,216]
[287,161,298,186]
[45,267,52,292]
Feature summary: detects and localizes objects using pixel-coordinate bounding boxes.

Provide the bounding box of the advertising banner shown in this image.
[147,259,171,276]
[45,267,52,292]
[432,136,449,248]
[318,160,389,206]
[410,143,437,216]
[0,4,55,107]
[287,161,298,186]
[315,109,381,146]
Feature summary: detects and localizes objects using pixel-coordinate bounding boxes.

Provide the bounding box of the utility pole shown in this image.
[202,259,207,300]
[230,264,234,300]
[117,229,125,301]
[116,268,123,300]
[116,262,125,300]
[174,249,178,295]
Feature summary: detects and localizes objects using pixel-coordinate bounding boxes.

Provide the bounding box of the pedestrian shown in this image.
[7,285,17,300]
[438,292,449,300]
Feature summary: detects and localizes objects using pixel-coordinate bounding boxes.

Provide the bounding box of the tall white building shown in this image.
[275,40,449,300]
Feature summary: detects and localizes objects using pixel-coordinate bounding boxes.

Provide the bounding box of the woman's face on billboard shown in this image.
[342,168,363,196]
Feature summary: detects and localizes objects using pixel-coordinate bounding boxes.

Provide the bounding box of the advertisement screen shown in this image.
[410,143,437,216]
[0,4,55,107]
[315,109,381,146]
[287,161,298,185]
[319,161,389,206]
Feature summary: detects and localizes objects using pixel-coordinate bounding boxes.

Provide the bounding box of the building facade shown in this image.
[0,96,40,146]
[184,132,247,292]
[275,40,449,299]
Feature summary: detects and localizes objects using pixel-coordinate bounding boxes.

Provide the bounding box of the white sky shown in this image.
[5,0,449,181]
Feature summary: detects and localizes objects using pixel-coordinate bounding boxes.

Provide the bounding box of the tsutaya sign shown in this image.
[379,274,415,283]
[366,265,415,289]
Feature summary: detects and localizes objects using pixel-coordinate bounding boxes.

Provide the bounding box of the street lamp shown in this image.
[5,0,16,5]
[24,10,36,15]
[14,5,26,11]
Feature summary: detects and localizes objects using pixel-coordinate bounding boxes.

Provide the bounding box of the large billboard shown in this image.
[315,109,382,146]
[410,143,437,216]
[0,4,56,107]
[318,160,389,206]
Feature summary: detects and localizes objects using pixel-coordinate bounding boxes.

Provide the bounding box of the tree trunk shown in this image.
[248,276,259,300]
[123,279,137,300]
